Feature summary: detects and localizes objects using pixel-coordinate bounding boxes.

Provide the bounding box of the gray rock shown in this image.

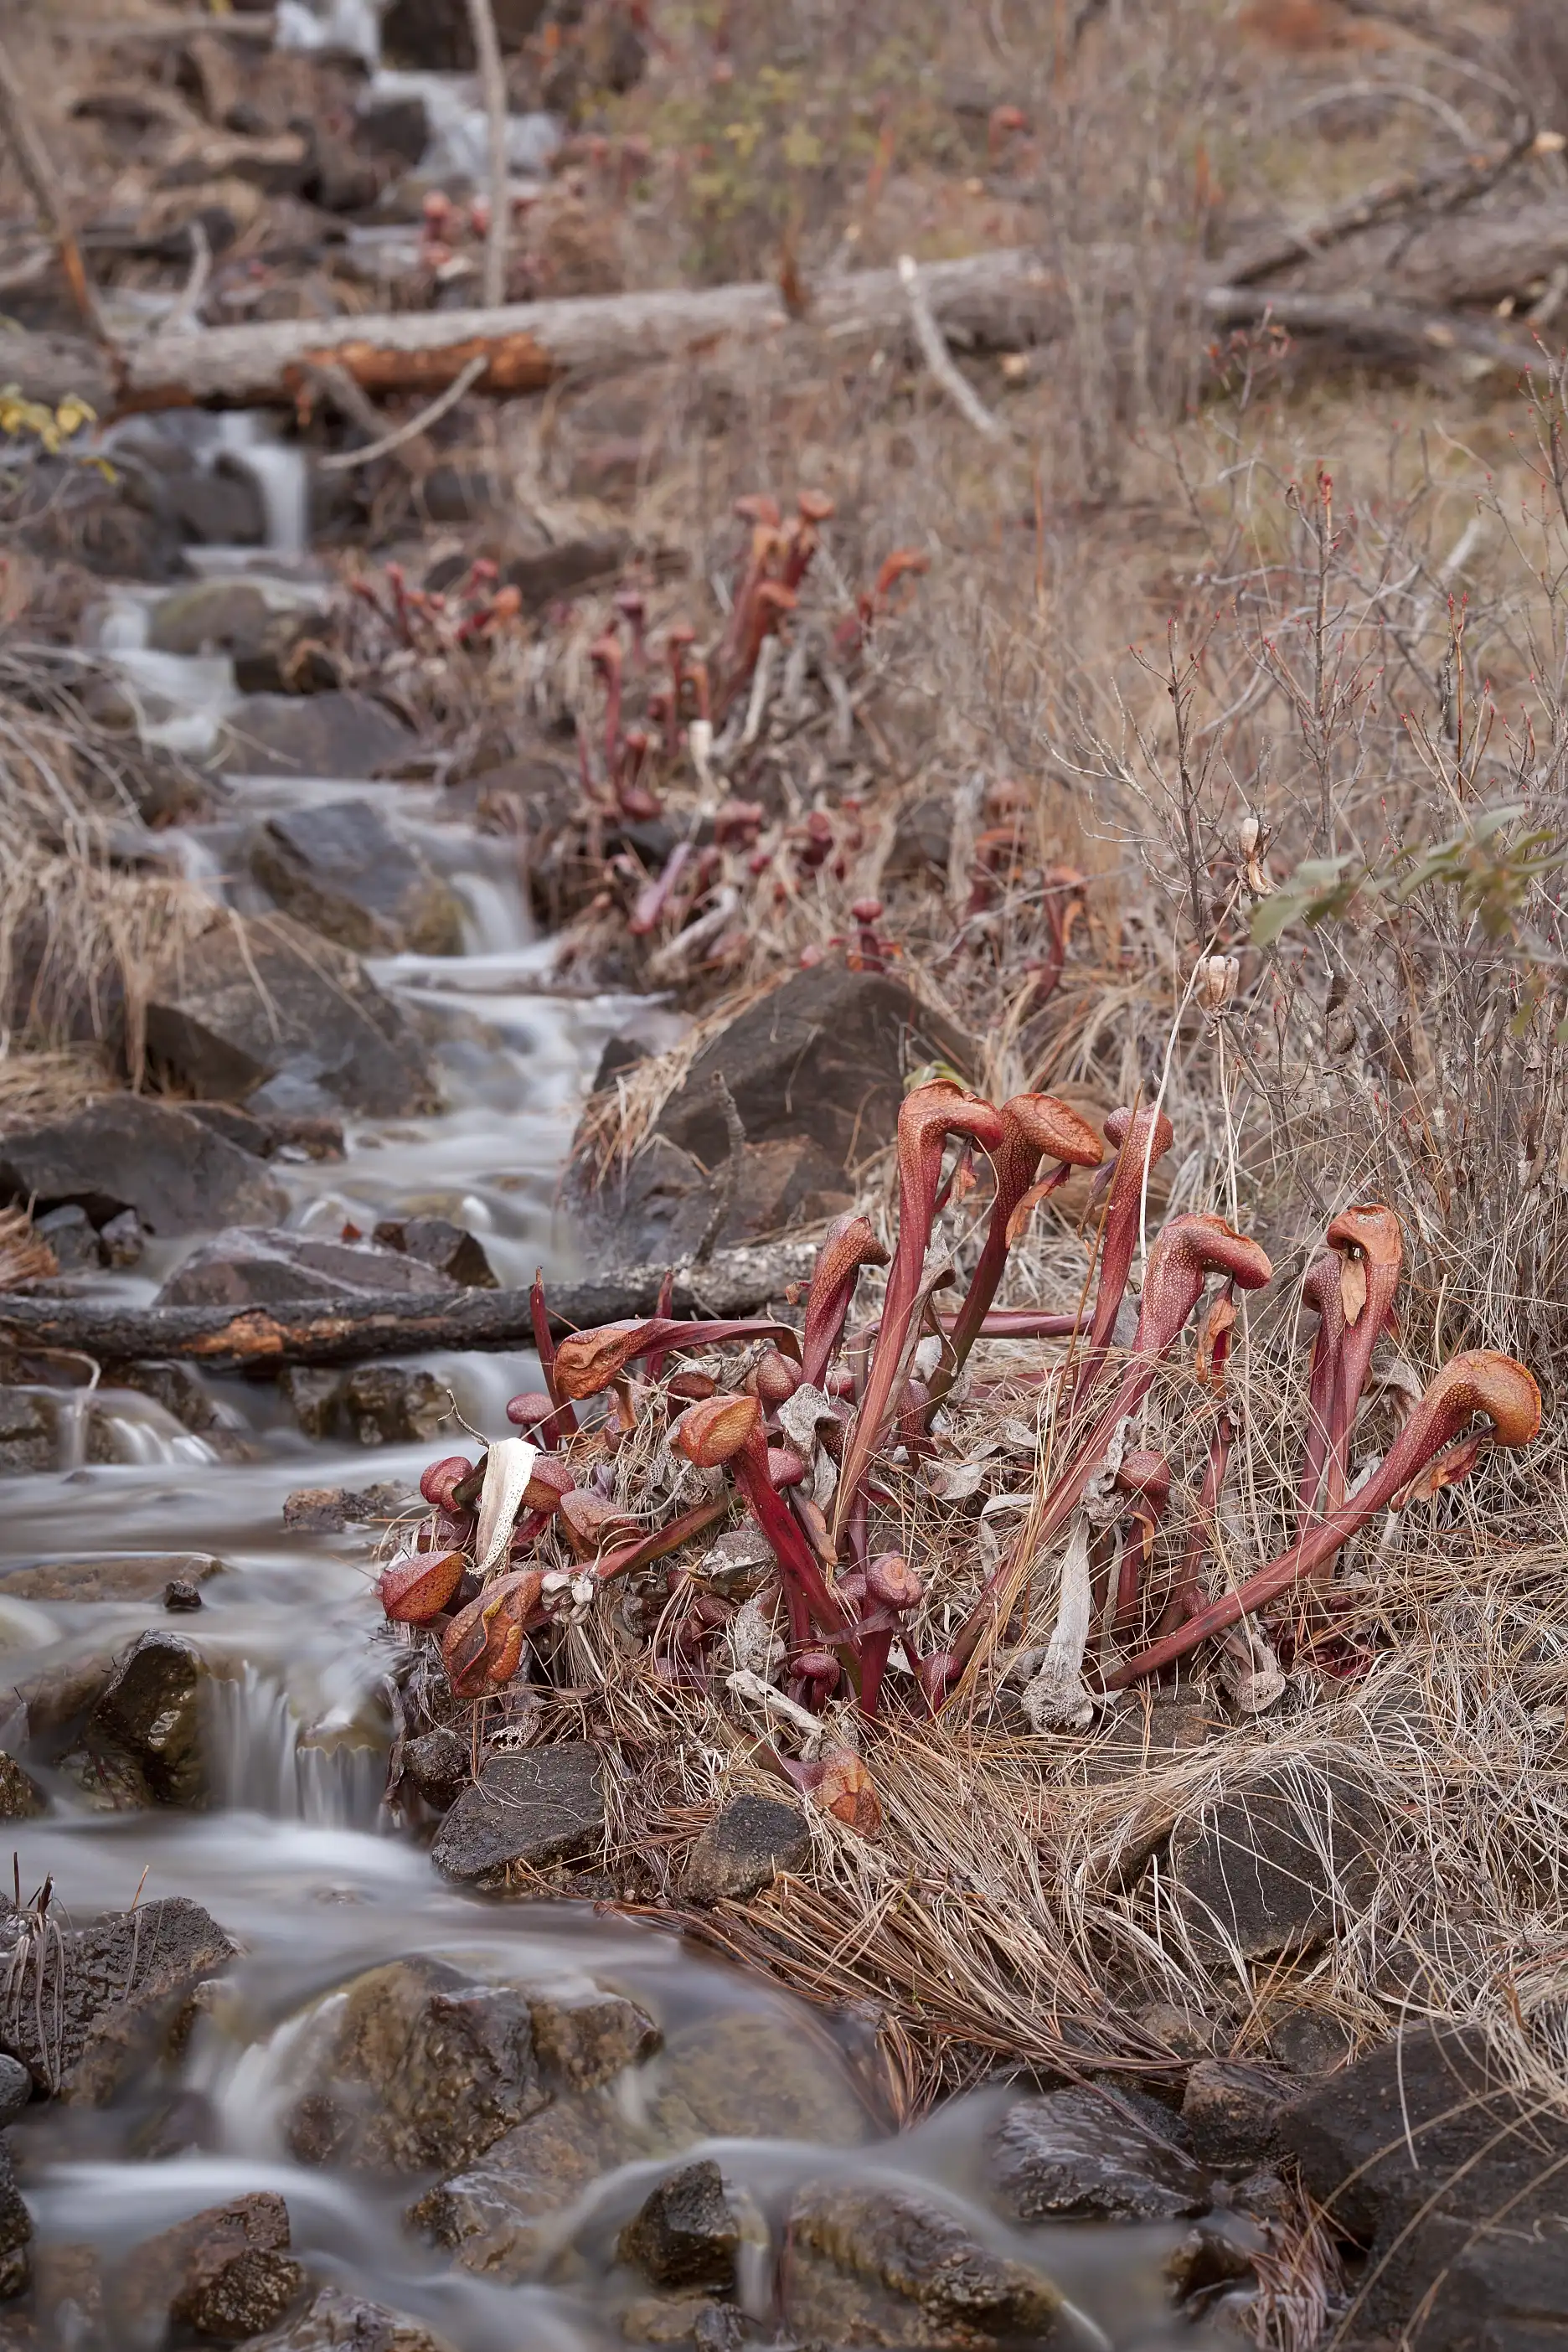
[34,1203,96,1271]
[650,2011,869,2150]
[1180,2058,1294,2174]
[82,1632,209,1808]
[144,911,438,1118]
[620,2295,742,2349]
[171,465,268,547]
[116,2191,303,2344]
[381,0,549,68]
[0,2140,28,2302]
[0,1553,222,1604]
[158,1229,457,1311]
[108,1362,253,1455]
[1281,2024,1568,2349]
[682,1792,810,1906]
[279,1364,342,1440]
[337,1364,451,1447]
[528,1988,659,2090]
[372,1215,496,1288]
[0,1895,238,2094]
[284,1957,546,2174]
[232,613,341,698]
[281,1483,412,1532]
[0,1391,55,1476]
[0,1096,284,1238]
[1168,1764,1383,1959]
[0,2061,28,2127]
[249,2283,459,2352]
[782,2179,1063,2351]
[214,689,414,779]
[431,1745,606,1888]
[147,580,288,657]
[619,2160,739,2293]
[164,1578,204,1612]
[0,1759,43,1822]
[98,1208,144,1268]
[249,800,463,957]
[882,788,955,882]
[988,2087,1212,2225]
[407,2096,624,2282]
[503,530,631,610]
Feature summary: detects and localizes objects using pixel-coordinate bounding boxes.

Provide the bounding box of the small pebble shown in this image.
[163,1578,204,1612]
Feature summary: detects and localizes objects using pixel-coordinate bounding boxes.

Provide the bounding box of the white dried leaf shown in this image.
[926,1459,988,1502]
[1019,1517,1096,1730]
[474,1436,537,1577]
[725,1595,785,1677]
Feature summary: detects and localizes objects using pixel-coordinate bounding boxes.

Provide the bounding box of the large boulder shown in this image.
[1280,2023,1568,2349]
[0,1096,284,1239]
[431,1745,606,1888]
[248,800,463,957]
[144,912,438,1118]
[116,2192,304,2344]
[214,690,414,779]
[158,1228,457,1310]
[0,1894,238,2097]
[1166,1763,1383,1959]
[781,2179,1063,2350]
[284,1957,546,2174]
[987,2087,1212,2226]
[571,963,972,1263]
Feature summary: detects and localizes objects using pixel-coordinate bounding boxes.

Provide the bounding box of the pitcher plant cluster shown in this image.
[383,1080,1539,1822]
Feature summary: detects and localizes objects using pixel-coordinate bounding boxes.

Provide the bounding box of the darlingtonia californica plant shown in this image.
[384,1084,1539,1825]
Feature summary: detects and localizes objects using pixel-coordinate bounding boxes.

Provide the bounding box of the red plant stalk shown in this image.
[673,1395,853,1643]
[941,1215,1273,1689]
[642,1268,678,1384]
[631,843,693,938]
[930,1093,1103,1413]
[1109,1449,1171,1631]
[1296,1249,1344,1529]
[855,1553,923,1718]
[553,1317,801,1400]
[529,1271,578,1444]
[833,1084,1008,1540]
[1071,1104,1176,1410]
[588,1496,730,1584]
[1103,1349,1540,1690]
[1317,1204,1402,1524]
[589,632,624,773]
[800,1215,890,1390]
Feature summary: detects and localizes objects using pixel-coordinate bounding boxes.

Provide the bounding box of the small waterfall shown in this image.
[212,415,312,560]
[209,1665,389,1828]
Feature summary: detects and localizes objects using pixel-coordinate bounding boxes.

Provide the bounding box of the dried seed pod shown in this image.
[810,1748,881,1834]
[379,1548,467,1624]
[865,1553,923,1612]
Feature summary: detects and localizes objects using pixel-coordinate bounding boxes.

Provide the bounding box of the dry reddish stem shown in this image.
[529,1272,578,1444]
[800,1215,891,1391]
[554,1317,800,1400]
[1104,1350,1540,1689]
[1110,1449,1171,1630]
[673,1395,852,1642]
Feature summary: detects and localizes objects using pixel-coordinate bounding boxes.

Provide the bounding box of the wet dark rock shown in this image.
[1264,2007,1356,2075]
[164,1578,204,1612]
[234,612,341,697]
[408,2099,616,2281]
[146,910,438,1119]
[650,2011,869,2149]
[281,1482,411,1531]
[987,2087,1212,2225]
[682,1792,811,1906]
[147,580,323,658]
[249,800,463,957]
[82,1632,209,1808]
[0,1895,238,2095]
[1280,2022,1568,2347]
[381,0,547,67]
[883,789,956,883]
[17,1650,119,1743]
[503,529,631,609]
[98,1207,144,1268]
[183,1102,345,1161]
[0,2066,27,2130]
[159,1228,456,1310]
[279,1365,342,1440]
[621,2296,742,2348]
[356,90,431,167]
[0,1553,222,1604]
[0,1096,284,1238]
[1163,2220,1258,2306]
[109,1361,250,1451]
[399,1725,469,1810]
[528,1988,660,2090]
[34,1204,96,1271]
[0,2142,28,2302]
[250,2283,459,2352]
[170,465,268,547]
[337,1364,451,1447]
[0,1393,54,1476]
[592,1034,651,1091]
[431,1744,605,1887]
[1167,1764,1383,1959]
[286,1957,546,2175]
[372,1215,496,1288]
[0,1757,42,1822]
[1179,2057,1292,2175]
[214,689,415,779]
[116,2191,304,2344]
[782,2179,1063,2350]
[575,1132,854,1266]
[620,2160,739,2293]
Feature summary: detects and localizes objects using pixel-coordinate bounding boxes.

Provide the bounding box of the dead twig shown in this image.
[464,0,510,310]
[0,26,110,345]
[897,254,1012,444]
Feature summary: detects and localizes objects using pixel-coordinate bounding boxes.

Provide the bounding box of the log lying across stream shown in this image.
[0,1243,818,1373]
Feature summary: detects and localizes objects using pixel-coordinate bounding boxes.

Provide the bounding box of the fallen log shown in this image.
[1201,285,1534,371]
[0,1243,817,1373]
[102,246,1056,413]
